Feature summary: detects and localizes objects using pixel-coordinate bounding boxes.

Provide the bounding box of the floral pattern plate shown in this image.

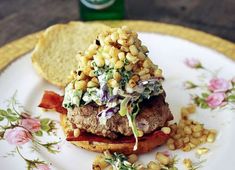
[0,32,235,170]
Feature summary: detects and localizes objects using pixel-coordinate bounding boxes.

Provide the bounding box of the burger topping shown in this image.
[62,26,164,150]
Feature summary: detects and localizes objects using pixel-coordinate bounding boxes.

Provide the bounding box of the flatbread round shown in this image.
[32,22,109,87]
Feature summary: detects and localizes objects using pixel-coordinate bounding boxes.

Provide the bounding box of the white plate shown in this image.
[0,32,235,170]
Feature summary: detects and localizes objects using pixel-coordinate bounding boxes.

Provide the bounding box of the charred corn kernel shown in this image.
[113,72,122,82]
[187,104,196,113]
[173,133,181,140]
[73,128,80,137]
[120,46,129,52]
[185,119,192,125]
[114,60,124,69]
[168,143,176,150]
[127,154,138,163]
[118,39,128,46]
[189,142,196,149]
[137,130,144,137]
[110,32,119,42]
[143,59,152,68]
[87,81,99,88]
[108,79,118,88]
[197,147,209,155]
[89,70,96,77]
[167,138,174,144]
[138,52,146,60]
[183,159,193,169]
[129,45,138,56]
[131,75,140,82]
[126,53,138,63]
[91,77,99,84]
[119,33,128,40]
[182,144,191,152]
[190,137,200,145]
[138,68,149,76]
[207,132,216,143]
[203,129,209,135]
[161,127,171,134]
[141,45,148,53]
[75,80,87,90]
[129,79,137,88]
[135,39,142,47]
[125,63,134,71]
[156,152,170,165]
[83,66,92,76]
[77,72,86,80]
[140,74,151,80]
[118,52,126,61]
[184,126,192,135]
[181,107,190,119]
[154,69,162,77]
[183,136,190,143]
[199,135,207,143]
[147,161,161,170]
[192,124,203,132]
[109,47,119,58]
[127,37,134,45]
[175,139,184,149]
[192,131,202,138]
[92,154,109,170]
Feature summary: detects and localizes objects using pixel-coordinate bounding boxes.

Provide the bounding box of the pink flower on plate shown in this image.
[208,78,230,92]
[4,127,31,146]
[36,164,50,170]
[184,58,202,68]
[20,118,41,133]
[206,93,225,108]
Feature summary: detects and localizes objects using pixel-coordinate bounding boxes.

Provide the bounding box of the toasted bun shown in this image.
[32,22,109,87]
[60,114,169,155]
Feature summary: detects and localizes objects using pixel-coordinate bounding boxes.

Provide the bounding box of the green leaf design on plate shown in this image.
[201,93,209,98]
[0,109,7,116]
[228,95,235,102]
[0,116,4,121]
[35,130,43,137]
[194,96,209,108]
[6,115,18,122]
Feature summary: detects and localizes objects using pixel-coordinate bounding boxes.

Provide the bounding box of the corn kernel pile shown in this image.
[71,26,162,92]
[92,151,178,170]
[166,105,217,152]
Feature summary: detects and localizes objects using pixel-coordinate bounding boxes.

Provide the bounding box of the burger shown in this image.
[39,26,173,154]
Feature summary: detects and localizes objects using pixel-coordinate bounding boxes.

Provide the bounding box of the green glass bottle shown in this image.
[79,0,125,21]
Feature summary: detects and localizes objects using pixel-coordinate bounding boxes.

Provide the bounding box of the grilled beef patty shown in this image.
[67,94,173,139]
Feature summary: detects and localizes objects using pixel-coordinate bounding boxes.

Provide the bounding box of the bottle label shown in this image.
[80,0,116,10]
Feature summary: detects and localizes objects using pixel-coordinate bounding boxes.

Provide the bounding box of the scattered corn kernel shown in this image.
[73,128,80,137]
[196,147,209,155]
[147,161,161,170]
[156,152,170,165]
[128,154,138,163]
[161,127,171,134]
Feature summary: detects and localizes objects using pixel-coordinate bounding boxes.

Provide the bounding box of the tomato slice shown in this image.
[38,91,67,114]
[66,129,169,144]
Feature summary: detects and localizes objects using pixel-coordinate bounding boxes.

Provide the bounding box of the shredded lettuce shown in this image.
[119,97,140,150]
[63,83,82,109]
